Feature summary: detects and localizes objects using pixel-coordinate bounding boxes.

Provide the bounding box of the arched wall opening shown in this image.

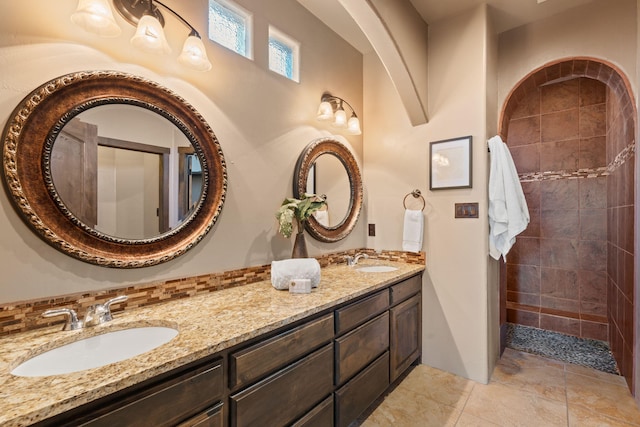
[499,58,636,392]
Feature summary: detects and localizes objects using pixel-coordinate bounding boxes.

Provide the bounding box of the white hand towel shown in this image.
[314,209,329,226]
[270,258,321,290]
[402,209,423,252]
[488,135,530,260]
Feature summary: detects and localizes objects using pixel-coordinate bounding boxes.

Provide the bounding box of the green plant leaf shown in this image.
[274,193,327,238]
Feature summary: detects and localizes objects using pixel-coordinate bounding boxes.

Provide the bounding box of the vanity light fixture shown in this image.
[71,0,212,71]
[316,93,362,135]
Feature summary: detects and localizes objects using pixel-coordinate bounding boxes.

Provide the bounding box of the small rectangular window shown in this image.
[269,26,299,82]
[208,0,252,59]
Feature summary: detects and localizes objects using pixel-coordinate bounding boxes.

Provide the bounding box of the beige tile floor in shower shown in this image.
[361,348,640,426]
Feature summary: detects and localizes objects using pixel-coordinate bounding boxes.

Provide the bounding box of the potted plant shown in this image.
[276,194,327,258]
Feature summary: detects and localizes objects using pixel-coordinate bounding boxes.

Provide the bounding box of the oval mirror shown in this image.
[293,137,363,242]
[51,104,202,240]
[2,71,227,268]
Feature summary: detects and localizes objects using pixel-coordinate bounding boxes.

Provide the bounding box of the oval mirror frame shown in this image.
[1,71,227,268]
[293,137,363,242]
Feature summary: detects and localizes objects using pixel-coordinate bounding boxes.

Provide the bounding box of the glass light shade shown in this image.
[332,109,347,128]
[316,101,334,121]
[71,0,121,37]
[347,116,362,135]
[178,35,212,71]
[130,14,171,55]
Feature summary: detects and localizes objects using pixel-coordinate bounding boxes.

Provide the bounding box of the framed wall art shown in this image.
[429,135,472,190]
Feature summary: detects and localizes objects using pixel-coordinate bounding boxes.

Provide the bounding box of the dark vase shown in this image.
[292,231,308,258]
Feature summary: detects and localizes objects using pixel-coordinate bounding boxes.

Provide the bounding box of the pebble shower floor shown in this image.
[505,323,619,375]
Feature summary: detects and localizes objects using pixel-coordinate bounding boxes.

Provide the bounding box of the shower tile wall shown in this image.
[505,78,609,342]
[606,79,635,386]
[501,59,636,393]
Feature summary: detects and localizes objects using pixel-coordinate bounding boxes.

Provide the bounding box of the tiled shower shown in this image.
[500,59,636,391]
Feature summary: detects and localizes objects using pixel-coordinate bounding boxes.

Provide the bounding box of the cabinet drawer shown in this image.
[230,313,333,389]
[390,274,421,306]
[81,359,224,427]
[176,403,224,427]
[335,351,390,427]
[335,312,389,386]
[335,290,389,335]
[291,395,334,427]
[231,344,333,427]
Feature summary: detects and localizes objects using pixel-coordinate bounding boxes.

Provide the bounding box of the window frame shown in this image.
[268,25,300,82]
[208,0,253,60]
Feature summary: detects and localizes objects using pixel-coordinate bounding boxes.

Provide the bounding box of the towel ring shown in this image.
[403,189,426,211]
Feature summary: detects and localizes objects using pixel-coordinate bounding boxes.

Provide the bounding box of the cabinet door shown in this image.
[390,293,421,382]
[231,344,333,427]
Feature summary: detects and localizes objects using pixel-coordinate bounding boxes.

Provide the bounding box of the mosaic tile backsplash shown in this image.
[0,249,425,336]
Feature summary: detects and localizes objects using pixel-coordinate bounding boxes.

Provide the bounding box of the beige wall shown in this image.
[0,0,364,302]
[485,7,501,380]
[498,0,637,113]
[363,5,495,383]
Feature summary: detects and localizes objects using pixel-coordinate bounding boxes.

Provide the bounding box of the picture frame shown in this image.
[429,135,472,190]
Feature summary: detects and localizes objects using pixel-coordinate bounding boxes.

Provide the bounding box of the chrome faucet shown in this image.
[345,252,369,267]
[84,295,128,327]
[42,308,84,331]
[42,295,128,331]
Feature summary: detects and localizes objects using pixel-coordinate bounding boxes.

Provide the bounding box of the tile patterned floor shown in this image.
[361,348,640,426]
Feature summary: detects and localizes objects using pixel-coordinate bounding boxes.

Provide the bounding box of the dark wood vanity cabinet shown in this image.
[36,273,422,427]
[335,351,390,427]
[332,275,422,426]
[229,313,335,427]
[389,275,422,382]
[35,357,226,427]
[229,313,334,390]
[81,359,225,427]
[228,274,421,427]
[230,344,334,427]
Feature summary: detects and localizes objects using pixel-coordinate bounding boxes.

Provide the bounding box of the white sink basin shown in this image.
[356,265,399,273]
[11,326,178,377]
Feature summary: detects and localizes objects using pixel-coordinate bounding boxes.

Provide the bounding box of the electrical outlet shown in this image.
[368,224,376,236]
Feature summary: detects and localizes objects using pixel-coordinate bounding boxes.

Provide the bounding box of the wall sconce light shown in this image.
[71,0,212,71]
[316,93,362,135]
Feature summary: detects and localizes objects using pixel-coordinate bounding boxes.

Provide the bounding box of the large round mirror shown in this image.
[2,71,227,268]
[293,137,362,242]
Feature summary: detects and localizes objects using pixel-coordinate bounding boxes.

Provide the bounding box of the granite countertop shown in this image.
[0,260,424,427]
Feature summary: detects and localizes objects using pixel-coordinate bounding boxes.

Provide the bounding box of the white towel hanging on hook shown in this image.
[487,135,530,260]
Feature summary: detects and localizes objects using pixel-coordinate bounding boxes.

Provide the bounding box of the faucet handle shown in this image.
[43,308,83,331]
[85,295,128,327]
[344,255,354,266]
[102,295,128,322]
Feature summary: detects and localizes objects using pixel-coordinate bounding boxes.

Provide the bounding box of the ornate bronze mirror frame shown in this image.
[1,71,227,268]
[293,137,363,242]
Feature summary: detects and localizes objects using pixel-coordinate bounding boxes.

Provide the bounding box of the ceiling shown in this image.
[297,0,597,53]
